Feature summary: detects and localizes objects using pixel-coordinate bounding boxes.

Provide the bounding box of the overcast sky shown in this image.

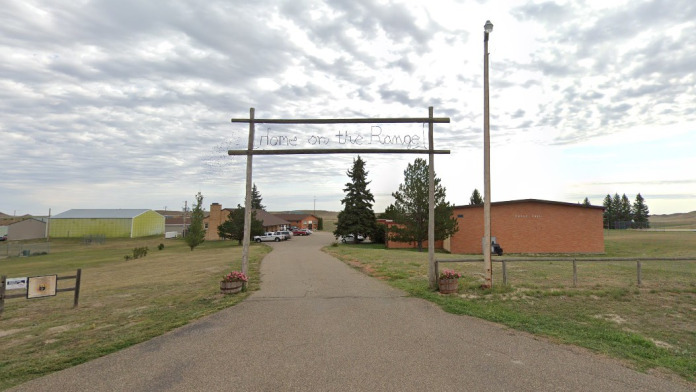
[2,0,695,217]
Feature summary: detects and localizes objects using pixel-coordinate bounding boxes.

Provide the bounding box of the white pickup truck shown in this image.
[254,232,284,242]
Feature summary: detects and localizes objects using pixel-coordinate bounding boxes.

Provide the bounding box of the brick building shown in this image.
[379,219,444,250]
[205,203,308,241]
[445,199,604,254]
[272,213,319,230]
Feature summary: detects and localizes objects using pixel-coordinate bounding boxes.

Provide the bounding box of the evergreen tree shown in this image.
[379,204,401,220]
[619,194,632,226]
[334,156,377,242]
[387,158,458,252]
[582,197,591,206]
[602,194,614,229]
[317,217,324,230]
[469,189,484,205]
[217,205,264,244]
[251,183,265,210]
[610,193,622,229]
[185,192,206,251]
[632,193,650,229]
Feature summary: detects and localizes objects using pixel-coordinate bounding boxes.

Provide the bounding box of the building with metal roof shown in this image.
[50,209,164,238]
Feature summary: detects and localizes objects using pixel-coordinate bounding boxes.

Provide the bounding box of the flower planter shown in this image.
[438,278,459,294]
[220,280,243,294]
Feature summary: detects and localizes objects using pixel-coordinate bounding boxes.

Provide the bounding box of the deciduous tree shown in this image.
[185,192,206,251]
[387,158,458,252]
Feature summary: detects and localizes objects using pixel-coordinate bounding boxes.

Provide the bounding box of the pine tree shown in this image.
[334,156,377,242]
[619,194,632,228]
[251,183,265,210]
[217,205,264,244]
[610,193,622,229]
[582,197,591,206]
[185,192,206,251]
[602,194,614,229]
[469,189,484,205]
[387,158,458,252]
[632,193,650,229]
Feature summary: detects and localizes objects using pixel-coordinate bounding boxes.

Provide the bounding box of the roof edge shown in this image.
[454,199,605,210]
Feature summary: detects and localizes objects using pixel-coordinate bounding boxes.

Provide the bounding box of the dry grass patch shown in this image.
[0,237,269,390]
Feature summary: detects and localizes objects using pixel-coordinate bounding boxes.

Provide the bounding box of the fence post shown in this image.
[502,260,507,285]
[572,259,577,287]
[636,261,642,286]
[0,275,6,316]
[73,269,82,308]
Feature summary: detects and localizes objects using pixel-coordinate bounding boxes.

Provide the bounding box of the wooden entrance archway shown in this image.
[229,107,450,288]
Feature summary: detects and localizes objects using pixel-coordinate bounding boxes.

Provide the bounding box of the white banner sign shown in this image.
[6,277,27,290]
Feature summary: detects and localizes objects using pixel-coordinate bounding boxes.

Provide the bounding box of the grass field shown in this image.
[1,230,694,388]
[0,237,269,390]
[649,211,696,230]
[324,230,696,384]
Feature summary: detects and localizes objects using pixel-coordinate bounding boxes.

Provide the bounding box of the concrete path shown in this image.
[10,232,694,391]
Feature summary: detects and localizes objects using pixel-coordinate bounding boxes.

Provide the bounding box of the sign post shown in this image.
[0,269,82,317]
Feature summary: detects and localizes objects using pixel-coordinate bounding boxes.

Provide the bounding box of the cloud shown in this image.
[1,0,694,215]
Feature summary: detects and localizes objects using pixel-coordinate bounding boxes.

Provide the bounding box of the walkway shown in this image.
[10,232,694,391]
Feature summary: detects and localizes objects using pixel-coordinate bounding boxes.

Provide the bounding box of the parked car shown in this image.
[340,234,364,243]
[0,234,7,241]
[275,231,292,240]
[292,229,309,236]
[254,233,284,242]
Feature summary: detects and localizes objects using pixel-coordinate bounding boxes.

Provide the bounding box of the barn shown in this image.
[6,218,47,240]
[445,199,604,254]
[49,209,164,238]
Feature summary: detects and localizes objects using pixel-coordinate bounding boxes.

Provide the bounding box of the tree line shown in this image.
[601,193,649,229]
[334,156,458,251]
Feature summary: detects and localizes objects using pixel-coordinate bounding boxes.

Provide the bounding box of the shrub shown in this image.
[158,243,164,251]
[132,247,149,259]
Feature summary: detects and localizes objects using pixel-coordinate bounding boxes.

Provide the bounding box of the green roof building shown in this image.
[50,209,164,238]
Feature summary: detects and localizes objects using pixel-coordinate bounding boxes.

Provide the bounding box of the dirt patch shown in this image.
[649,338,674,350]
[46,324,81,334]
[593,313,626,324]
[0,328,28,338]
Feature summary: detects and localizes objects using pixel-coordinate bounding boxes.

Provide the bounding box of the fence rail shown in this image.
[434,257,696,287]
[1,242,51,258]
[0,269,81,317]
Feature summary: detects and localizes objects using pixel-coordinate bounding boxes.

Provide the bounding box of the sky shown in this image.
[2,0,695,217]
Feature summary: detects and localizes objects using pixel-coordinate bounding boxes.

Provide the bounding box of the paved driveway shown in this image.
[10,232,694,391]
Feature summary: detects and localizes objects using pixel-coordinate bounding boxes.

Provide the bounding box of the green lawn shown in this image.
[0,237,269,390]
[323,230,696,383]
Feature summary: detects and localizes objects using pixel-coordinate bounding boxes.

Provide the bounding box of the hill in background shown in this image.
[649,211,696,229]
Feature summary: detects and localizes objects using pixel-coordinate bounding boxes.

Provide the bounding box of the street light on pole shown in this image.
[483,19,493,288]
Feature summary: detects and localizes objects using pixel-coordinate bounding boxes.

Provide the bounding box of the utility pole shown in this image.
[183,201,188,236]
[483,20,494,288]
[46,208,51,242]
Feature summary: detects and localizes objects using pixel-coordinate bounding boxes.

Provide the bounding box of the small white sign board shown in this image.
[27,275,57,298]
[6,277,28,290]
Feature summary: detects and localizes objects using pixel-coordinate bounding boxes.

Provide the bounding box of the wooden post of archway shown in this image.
[230,107,450,289]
